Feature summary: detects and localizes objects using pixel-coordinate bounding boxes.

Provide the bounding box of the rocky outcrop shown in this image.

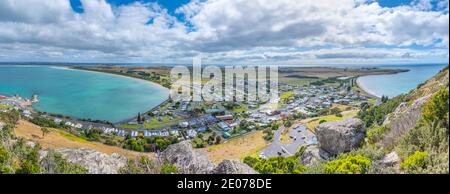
[381,95,431,147]
[213,160,258,174]
[380,151,400,167]
[159,141,215,174]
[316,118,365,156]
[40,148,128,174]
[300,145,331,166]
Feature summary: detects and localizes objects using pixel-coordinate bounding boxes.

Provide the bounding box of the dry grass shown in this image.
[202,131,269,164]
[14,120,155,159]
[302,109,359,132]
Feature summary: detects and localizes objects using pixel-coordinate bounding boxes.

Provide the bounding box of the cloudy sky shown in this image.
[0,0,448,65]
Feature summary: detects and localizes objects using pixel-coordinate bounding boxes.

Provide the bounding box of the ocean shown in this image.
[356,64,447,98]
[0,65,169,123]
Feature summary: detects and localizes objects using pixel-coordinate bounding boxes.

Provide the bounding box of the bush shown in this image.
[400,151,428,173]
[421,88,449,128]
[324,155,371,174]
[366,125,388,144]
[244,156,306,174]
[161,162,178,174]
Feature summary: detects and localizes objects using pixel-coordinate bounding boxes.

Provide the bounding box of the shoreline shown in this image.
[1,65,171,125]
[65,66,171,125]
[355,76,382,98]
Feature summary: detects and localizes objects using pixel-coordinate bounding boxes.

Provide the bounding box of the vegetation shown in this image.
[30,116,68,129]
[160,162,178,174]
[357,94,408,127]
[400,151,429,173]
[324,154,371,174]
[243,155,306,174]
[122,134,177,152]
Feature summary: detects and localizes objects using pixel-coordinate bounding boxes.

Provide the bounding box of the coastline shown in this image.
[61,66,170,91]
[356,76,381,98]
[65,66,171,124]
[1,65,170,125]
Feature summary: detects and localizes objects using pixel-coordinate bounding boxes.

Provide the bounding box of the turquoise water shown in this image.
[357,64,447,98]
[0,65,169,123]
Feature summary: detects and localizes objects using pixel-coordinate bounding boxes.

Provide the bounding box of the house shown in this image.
[187,129,197,138]
[196,127,207,133]
[179,121,189,128]
[216,115,233,121]
[218,122,231,131]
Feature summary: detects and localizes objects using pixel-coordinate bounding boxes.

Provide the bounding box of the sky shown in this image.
[0,0,448,65]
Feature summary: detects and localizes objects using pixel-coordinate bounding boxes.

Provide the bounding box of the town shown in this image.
[1,69,372,158]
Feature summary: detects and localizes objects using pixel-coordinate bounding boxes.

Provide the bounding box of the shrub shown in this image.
[421,88,449,128]
[324,155,371,174]
[161,162,178,174]
[244,156,305,174]
[366,125,388,144]
[400,151,428,173]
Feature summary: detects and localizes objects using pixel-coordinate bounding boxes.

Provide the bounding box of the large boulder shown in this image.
[40,148,128,174]
[159,141,215,174]
[213,160,258,174]
[300,145,331,166]
[316,118,365,156]
[380,151,400,167]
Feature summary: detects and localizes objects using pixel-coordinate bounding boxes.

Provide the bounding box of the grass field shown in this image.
[15,120,154,159]
[203,130,269,164]
[0,104,11,110]
[119,115,184,130]
[304,110,359,131]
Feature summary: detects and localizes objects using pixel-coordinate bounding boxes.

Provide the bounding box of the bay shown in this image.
[0,65,169,123]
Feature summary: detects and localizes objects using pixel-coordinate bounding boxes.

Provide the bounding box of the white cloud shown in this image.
[0,0,448,64]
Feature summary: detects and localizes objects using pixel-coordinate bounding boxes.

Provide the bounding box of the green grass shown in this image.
[57,130,88,143]
[368,98,378,105]
[143,116,184,129]
[281,78,321,86]
[118,124,141,130]
[306,110,358,131]
[0,104,11,110]
[232,105,248,113]
[280,91,294,100]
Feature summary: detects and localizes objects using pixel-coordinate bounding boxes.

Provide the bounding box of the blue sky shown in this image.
[0,0,448,65]
[70,0,191,14]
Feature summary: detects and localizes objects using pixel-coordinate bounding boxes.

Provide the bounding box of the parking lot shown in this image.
[260,125,317,158]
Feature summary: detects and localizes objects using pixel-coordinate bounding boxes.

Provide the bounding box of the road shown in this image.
[260,124,317,158]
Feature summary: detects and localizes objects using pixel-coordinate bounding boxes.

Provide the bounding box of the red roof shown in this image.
[0,96,8,100]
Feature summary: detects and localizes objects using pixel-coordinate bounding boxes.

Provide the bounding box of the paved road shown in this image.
[260,124,317,158]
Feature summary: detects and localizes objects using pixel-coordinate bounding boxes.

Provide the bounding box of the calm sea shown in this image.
[357,64,447,98]
[0,65,169,123]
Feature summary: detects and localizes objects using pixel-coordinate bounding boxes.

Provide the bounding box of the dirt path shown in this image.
[14,120,155,159]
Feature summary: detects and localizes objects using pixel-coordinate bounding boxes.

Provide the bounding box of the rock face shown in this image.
[159,141,215,174]
[41,148,128,174]
[316,118,365,156]
[300,145,331,166]
[381,95,431,147]
[213,160,258,174]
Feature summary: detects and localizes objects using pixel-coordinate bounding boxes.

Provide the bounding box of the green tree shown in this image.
[40,127,50,138]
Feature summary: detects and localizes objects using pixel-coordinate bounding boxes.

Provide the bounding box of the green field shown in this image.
[0,104,11,110]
